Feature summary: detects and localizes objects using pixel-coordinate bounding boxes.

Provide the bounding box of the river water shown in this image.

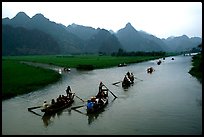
[2,55,202,135]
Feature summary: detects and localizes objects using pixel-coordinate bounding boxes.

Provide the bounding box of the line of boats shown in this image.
[28,81,114,118]
[28,66,155,118]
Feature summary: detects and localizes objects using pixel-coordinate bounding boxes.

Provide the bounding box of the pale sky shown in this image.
[2,2,202,39]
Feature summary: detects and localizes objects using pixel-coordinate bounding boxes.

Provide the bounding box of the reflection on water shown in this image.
[41,107,72,127]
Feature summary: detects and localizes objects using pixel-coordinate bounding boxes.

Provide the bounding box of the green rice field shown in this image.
[3,55,163,69]
[2,59,61,100]
[2,55,165,100]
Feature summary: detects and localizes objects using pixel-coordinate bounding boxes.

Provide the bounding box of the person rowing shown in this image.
[66,85,75,99]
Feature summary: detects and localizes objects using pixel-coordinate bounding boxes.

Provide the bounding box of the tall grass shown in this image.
[2,59,61,100]
[189,53,202,83]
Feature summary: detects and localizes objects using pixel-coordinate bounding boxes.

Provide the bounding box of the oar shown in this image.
[73,108,87,116]
[28,109,43,117]
[112,81,122,85]
[102,83,117,98]
[28,105,42,111]
[70,104,86,110]
[134,77,143,81]
[75,94,86,102]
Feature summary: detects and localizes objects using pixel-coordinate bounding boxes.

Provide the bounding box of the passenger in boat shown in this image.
[91,97,98,108]
[130,73,134,82]
[61,95,67,104]
[87,100,94,110]
[43,100,50,109]
[123,75,130,83]
[56,95,63,106]
[51,99,55,105]
[127,71,130,78]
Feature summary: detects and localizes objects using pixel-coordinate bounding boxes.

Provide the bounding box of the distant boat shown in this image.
[147,67,154,74]
[63,67,71,71]
[157,60,162,65]
[122,72,134,87]
[118,63,127,67]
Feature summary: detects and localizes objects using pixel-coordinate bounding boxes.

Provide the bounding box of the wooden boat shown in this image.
[157,60,162,65]
[122,78,134,87]
[118,63,127,67]
[41,95,74,115]
[86,84,109,114]
[122,72,134,87]
[147,67,154,74]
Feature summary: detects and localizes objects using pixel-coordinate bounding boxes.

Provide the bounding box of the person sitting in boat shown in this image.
[43,100,50,109]
[56,95,64,106]
[51,99,55,105]
[91,97,98,108]
[130,73,134,82]
[123,75,131,83]
[61,95,68,104]
[87,100,94,110]
[127,71,130,78]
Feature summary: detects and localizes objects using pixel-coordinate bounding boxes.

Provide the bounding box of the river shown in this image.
[2,55,202,135]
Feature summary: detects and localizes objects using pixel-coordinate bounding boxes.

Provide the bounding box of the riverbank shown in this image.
[189,53,202,83]
[2,54,171,100]
[2,59,61,100]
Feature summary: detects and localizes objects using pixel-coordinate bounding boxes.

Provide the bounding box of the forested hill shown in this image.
[2,25,60,56]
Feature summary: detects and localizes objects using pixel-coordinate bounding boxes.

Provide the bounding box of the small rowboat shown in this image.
[41,95,74,115]
[86,84,109,114]
[147,67,154,74]
[122,72,134,87]
[118,63,127,67]
[122,79,134,87]
[157,60,162,65]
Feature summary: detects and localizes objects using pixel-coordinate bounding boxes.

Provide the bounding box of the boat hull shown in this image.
[87,98,108,114]
[41,99,74,115]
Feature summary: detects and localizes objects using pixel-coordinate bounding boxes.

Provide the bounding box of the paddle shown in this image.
[70,104,86,110]
[102,83,117,98]
[112,81,122,85]
[75,94,86,102]
[28,105,42,111]
[73,108,87,116]
[28,109,43,117]
[134,77,143,81]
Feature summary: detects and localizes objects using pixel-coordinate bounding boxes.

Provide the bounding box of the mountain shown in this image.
[67,23,97,40]
[138,30,170,51]
[116,23,166,52]
[2,25,60,55]
[2,12,202,55]
[2,12,30,27]
[2,12,84,54]
[84,28,123,54]
[66,24,123,54]
[162,35,202,52]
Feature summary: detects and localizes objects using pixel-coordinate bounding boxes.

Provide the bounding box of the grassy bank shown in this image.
[2,55,165,100]
[189,53,202,83]
[3,55,164,69]
[2,59,61,100]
